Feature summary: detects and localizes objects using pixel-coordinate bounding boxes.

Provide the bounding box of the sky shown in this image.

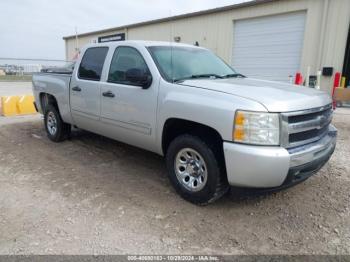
[0,0,249,60]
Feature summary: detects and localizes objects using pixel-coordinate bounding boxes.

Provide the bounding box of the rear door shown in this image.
[99,45,159,151]
[70,47,108,130]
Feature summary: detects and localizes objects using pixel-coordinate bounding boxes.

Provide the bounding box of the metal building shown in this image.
[63,0,350,92]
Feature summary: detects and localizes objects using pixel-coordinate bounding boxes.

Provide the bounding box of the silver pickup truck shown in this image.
[32,41,337,204]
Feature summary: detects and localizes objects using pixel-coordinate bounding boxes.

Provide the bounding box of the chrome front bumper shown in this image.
[223,125,337,188]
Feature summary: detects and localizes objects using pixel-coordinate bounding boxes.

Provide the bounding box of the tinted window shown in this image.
[78,47,108,81]
[108,46,150,85]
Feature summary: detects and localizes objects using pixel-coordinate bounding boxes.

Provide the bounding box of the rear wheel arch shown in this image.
[39,93,59,113]
[40,93,71,142]
[44,104,71,142]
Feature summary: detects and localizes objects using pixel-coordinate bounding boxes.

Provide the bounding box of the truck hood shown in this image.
[179,78,332,112]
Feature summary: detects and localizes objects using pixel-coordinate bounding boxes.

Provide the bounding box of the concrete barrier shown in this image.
[17,95,37,115]
[0,95,37,116]
[0,96,20,116]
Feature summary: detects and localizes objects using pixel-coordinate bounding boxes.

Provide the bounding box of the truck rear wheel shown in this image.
[165,134,228,205]
[44,104,71,142]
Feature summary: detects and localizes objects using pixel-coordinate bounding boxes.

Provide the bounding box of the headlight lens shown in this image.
[233,111,280,145]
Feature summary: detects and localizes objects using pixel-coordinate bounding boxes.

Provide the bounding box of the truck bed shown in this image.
[32,72,72,124]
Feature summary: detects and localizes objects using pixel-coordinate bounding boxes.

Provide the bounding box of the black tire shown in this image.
[166,134,229,205]
[44,104,71,142]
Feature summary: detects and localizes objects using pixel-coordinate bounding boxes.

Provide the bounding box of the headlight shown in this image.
[233,110,280,145]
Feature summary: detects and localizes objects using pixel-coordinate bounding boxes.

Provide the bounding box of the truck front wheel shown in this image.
[166,135,228,205]
[44,105,71,142]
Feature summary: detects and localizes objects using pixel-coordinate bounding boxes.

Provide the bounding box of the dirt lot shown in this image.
[0,110,349,255]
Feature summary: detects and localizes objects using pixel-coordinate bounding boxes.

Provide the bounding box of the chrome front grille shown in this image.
[281,104,333,148]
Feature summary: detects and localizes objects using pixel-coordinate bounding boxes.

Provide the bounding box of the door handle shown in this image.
[102,91,115,98]
[72,86,81,92]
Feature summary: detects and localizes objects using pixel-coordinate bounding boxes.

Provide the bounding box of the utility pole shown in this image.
[74,26,79,60]
[76,27,79,50]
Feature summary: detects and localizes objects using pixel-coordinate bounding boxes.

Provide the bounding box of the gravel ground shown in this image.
[0,109,349,255]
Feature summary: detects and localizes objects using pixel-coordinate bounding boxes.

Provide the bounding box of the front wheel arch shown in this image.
[162,118,224,155]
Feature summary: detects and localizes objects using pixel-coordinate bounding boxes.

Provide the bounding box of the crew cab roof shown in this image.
[83,40,205,49]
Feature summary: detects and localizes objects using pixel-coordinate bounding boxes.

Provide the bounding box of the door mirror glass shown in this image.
[125,68,152,89]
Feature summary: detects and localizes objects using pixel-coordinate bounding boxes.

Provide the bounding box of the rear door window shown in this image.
[78,47,108,81]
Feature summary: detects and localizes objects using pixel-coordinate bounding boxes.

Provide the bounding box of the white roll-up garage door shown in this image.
[232,12,306,82]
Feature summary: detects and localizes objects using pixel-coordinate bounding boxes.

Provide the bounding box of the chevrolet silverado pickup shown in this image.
[32,41,337,204]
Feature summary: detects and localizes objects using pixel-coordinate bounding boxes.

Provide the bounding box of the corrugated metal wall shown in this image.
[65,0,350,92]
[231,11,307,82]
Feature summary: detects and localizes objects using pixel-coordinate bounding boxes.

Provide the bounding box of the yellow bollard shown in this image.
[17,95,37,115]
[340,77,346,88]
[0,96,20,116]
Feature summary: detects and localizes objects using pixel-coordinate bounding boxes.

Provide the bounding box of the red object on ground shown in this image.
[332,72,342,109]
[333,72,341,89]
[295,72,302,85]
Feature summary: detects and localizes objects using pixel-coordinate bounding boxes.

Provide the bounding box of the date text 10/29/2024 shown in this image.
[127,255,220,261]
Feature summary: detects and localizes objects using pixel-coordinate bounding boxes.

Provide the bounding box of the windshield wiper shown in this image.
[223,73,246,78]
[174,74,224,83]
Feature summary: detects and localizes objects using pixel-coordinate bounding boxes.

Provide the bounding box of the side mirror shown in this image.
[125,68,152,89]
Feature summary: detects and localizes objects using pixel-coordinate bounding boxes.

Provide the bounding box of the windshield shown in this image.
[148,46,238,82]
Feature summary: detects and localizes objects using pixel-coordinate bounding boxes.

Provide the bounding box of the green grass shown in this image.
[0,75,32,82]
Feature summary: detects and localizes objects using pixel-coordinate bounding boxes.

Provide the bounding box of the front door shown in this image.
[70,47,109,131]
[99,46,159,151]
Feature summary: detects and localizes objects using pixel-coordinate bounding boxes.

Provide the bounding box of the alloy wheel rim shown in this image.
[174,148,208,192]
[47,112,57,135]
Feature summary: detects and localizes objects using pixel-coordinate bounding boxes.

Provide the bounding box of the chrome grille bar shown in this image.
[281,104,333,148]
[288,110,332,134]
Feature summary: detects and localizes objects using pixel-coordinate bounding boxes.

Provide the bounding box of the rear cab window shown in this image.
[78,47,109,81]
